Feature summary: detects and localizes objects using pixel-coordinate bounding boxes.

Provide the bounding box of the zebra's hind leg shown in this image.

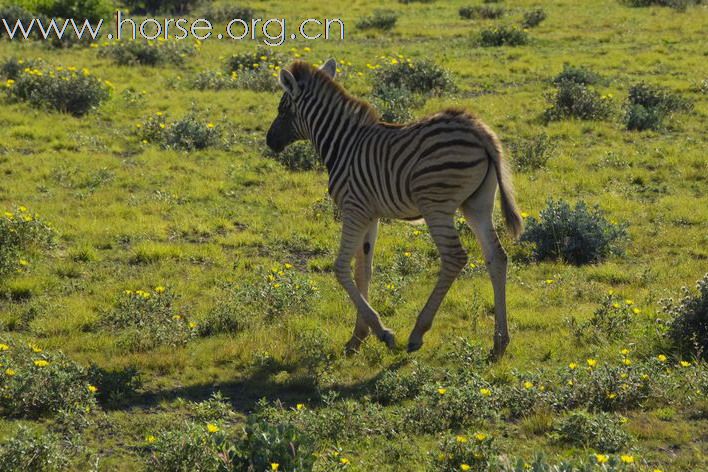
[461,187,510,361]
[335,214,395,349]
[408,212,468,352]
[345,219,379,354]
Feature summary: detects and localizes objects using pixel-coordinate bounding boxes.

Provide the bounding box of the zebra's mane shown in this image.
[288,61,380,126]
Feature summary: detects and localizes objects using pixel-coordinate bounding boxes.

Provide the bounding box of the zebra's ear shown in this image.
[319,58,337,79]
[278,69,300,98]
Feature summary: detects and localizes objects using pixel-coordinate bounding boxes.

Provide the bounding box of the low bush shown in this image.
[664,273,707,359]
[102,286,196,351]
[554,410,631,452]
[0,339,98,419]
[430,432,499,472]
[136,112,222,150]
[371,84,423,123]
[98,40,196,66]
[522,8,547,28]
[569,294,638,341]
[0,5,41,40]
[224,49,285,92]
[20,0,112,22]
[625,82,692,131]
[478,26,528,47]
[553,64,605,86]
[357,10,398,30]
[372,58,455,96]
[0,207,53,279]
[148,421,240,471]
[201,4,255,23]
[266,141,322,171]
[520,199,628,265]
[235,263,319,319]
[544,81,612,121]
[619,0,701,11]
[508,133,556,171]
[0,426,69,472]
[191,70,238,91]
[459,5,505,19]
[122,0,199,14]
[87,364,141,406]
[4,65,110,116]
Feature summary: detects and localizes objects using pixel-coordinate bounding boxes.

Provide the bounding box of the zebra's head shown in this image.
[266,59,338,153]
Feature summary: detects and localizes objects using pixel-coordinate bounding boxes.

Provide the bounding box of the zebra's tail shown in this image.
[476,123,523,239]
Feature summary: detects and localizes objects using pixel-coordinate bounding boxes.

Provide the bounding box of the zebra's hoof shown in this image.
[379,329,396,349]
[407,341,423,353]
[344,338,362,356]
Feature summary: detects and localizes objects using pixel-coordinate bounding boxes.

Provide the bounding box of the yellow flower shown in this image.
[0,343,10,351]
[612,303,620,308]
[156,111,163,116]
[437,388,447,395]
[474,432,487,441]
[595,454,608,464]
[625,299,634,305]
[620,348,629,356]
[607,392,617,399]
[461,465,471,471]
[455,435,467,443]
[623,358,632,366]
[479,388,492,397]
[620,455,634,464]
[29,343,42,353]
[172,314,182,320]
[523,381,534,389]
[340,457,350,464]
[188,322,197,329]
[545,279,554,284]
[145,434,156,443]
[155,286,165,293]
[207,123,215,129]
[568,362,578,370]
[657,354,667,362]
[521,211,529,218]
[87,384,98,393]
[632,308,641,314]
[403,251,412,257]
[5,368,15,376]
[33,360,49,367]
[159,124,166,129]
[586,358,597,368]
[303,47,311,52]
[679,360,691,367]
[271,464,279,471]
[284,263,293,269]
[608,289,614,295]
[296,403,305,410]
[206,423,219,433]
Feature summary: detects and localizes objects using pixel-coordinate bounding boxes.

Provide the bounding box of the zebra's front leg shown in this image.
[408,212,468,352]
[345,219,379,354]
[335,215,395,349]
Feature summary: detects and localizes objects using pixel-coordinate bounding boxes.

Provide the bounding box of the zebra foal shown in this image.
[266,59,523,359]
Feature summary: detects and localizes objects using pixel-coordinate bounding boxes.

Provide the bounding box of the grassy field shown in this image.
[0,0,706,470]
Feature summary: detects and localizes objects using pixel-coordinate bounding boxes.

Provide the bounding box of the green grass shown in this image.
[0,0,707,470]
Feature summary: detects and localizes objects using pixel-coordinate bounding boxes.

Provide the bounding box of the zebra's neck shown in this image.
[301,79,379,173]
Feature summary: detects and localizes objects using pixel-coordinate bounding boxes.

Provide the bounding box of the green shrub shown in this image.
[4,65,110,116]
[99,40,196,66]
[619,0,701,11]
[0,207,53,279]
[357,10,398,30]
[148,421,240,471]
[0,339,97,418]
[569,294,637,341]
[372,58,455,96]
[122,0,199,14]
[625,82,692,131]
[236,264,319,318]
[430,432,499,472]
[554,410,631,452]
[266,141,322,171]
[544,80,612,121]
[191,70,238,91]
[0,5,41,40]
[459,5,505,19]
[553,64,604,86]
[102,286,196,351]
[392,248,428,276]
[86,364,141,406]
[0,58,42,80]
[520,199,628,265]
[188,392,236,422]
[198,286,257,336]
[224,48,284,92]
[372,360,435,404]
[21,0,112,22]
[371,84,423,123]
[522,8,547,28]
[479,26,528,47]
[201,4,255,22]
[664,274,708,359]
[0,426,69,472]
[137,112,222,150]
[242,416,317,471]
[508,133,556,171]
